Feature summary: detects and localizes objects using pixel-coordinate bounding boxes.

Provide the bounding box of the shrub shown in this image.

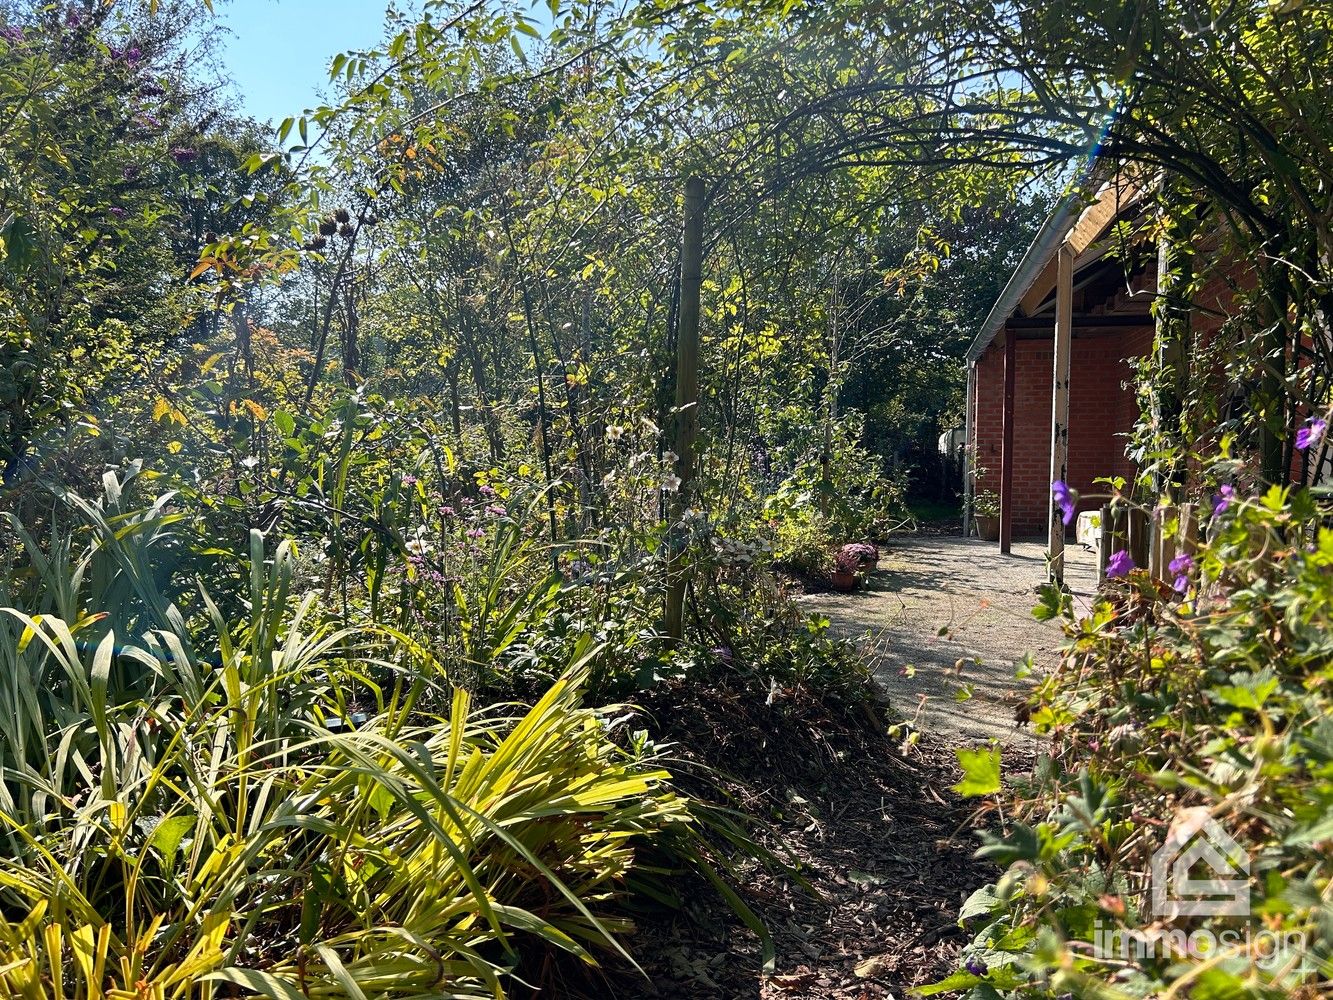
[932,486,1333,998]
[0,483,747,998]
[771,509,837,580]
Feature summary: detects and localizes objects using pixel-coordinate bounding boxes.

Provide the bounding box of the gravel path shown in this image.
[799,534,1099,749]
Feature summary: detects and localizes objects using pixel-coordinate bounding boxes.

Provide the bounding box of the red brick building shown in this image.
[963,176,1328,580]
[963,179,1156,561]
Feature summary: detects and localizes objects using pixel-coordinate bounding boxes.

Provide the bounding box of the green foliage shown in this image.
[764,409,907,543]
[932,488,1333,997]
[0,484,737,998]
[771,509,837,580]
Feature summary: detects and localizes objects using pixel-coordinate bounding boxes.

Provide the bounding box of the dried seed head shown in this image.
[309,235,327,250]
[338,223,354,239]
[333,207,350,224]
[318,219,336,236]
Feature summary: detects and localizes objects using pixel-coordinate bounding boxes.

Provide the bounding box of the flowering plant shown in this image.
[833,543,874,574]
[937,483,1333,999]
[838,542,878,569]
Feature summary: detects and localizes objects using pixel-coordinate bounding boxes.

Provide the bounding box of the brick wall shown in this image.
[972,328,1151,537]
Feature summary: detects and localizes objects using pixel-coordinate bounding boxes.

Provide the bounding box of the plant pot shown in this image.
[974,514,1000,541]
[829,569,858,592]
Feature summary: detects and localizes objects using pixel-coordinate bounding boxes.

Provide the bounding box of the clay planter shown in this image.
[829,569,859,592]
[974,514,1000,541]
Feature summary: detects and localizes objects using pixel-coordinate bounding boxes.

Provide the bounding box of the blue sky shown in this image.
[217,0,395,126]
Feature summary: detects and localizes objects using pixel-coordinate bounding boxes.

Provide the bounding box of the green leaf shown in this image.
[148,814,195,875]
[952,745,1002,797]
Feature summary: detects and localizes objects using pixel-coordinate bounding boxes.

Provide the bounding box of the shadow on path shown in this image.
[800,534,1097,748]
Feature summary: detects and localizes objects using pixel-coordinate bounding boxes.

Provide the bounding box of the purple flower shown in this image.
[438,505,456,518]
[121,165,140,181]
[1,26,23,43]
[1169,552,1194,593]
[124,46,141,66]
[466,528,484,539]
[484,504,506,517]
[108,206,125,219]
[964,957,988,977]
[479,484,496,496]
[1051,479,1076,525]
[1212,484,1235,518]
[710,645,733,664]
[1296,417,1327,451]
[170,147,196,164]
[1106,549,1135,579]
[65,8,81,28]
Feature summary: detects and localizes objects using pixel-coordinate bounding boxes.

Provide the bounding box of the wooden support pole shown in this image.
[1048,243,1074,583]
[963,362,976,535]
[1000,333,1017,554]
[663,176,705,647]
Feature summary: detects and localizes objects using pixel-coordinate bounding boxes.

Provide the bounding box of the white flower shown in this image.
[662,451,678,465]
[639,417,660,435]
[605,425,625,442]
[662,475,682,492]
[405,526,432,556]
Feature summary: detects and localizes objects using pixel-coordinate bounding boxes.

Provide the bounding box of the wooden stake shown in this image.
[663,177,705,647]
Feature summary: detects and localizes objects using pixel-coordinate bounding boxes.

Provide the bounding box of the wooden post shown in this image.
[1180,503,1200,555]
[1128,507,1151,570]
[663,177,705,647]
[1000,333,1017,554]
[1097,503,1115,582]
[1152,503,1180,583]
[963,362,976,535]
[1048,243,1074,583]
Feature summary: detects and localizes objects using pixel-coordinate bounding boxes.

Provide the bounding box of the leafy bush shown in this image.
[933,486,1333,998]
[763,408,906,542]
[771,508,837,580]
[0,483,745,998]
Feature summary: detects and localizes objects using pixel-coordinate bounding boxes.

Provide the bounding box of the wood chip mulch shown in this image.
[543,681,1004,999]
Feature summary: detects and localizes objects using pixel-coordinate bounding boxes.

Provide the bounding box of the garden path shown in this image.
[799,533,1099,749]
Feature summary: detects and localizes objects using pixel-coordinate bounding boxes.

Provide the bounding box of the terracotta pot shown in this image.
[829,569,858,592]
[974,514,1000,542]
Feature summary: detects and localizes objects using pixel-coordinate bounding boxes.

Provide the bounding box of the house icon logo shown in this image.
[1150,814,1250,918]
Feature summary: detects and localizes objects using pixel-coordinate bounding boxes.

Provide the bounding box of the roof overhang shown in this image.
[964,177,1146,364]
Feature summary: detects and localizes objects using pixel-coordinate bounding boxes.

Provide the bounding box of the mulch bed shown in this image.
[549,682,1001,999]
